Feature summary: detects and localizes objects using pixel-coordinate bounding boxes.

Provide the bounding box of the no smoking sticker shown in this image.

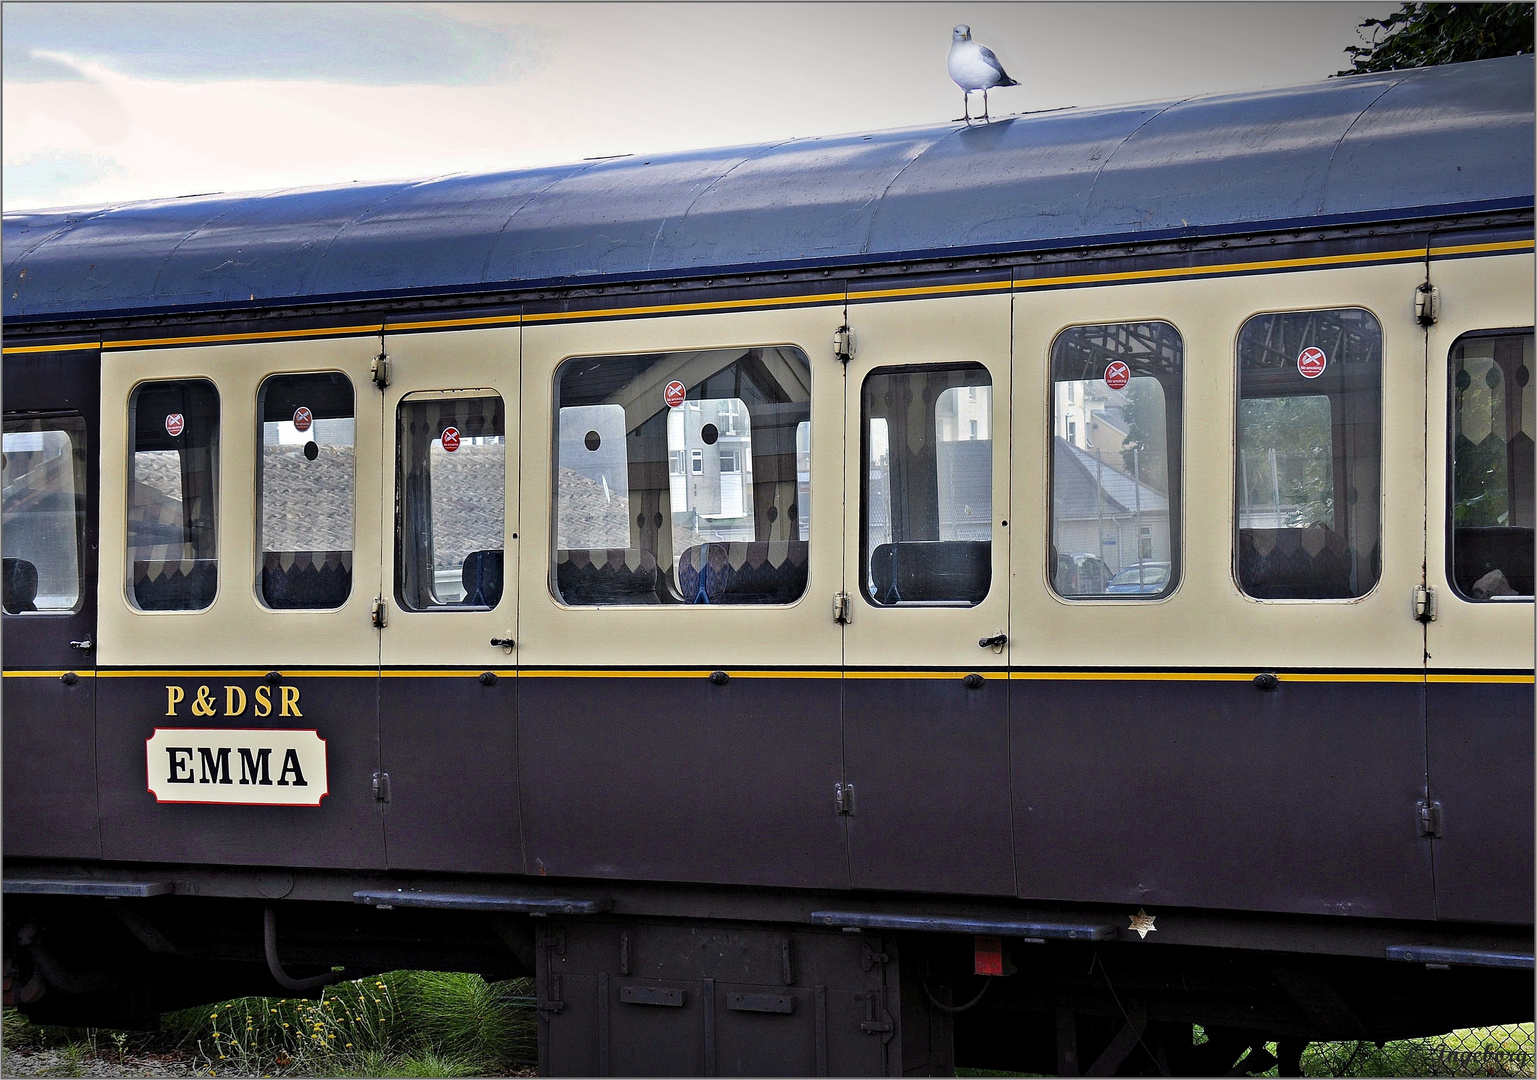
[440,426,461,452]
[664,381,687,409]
[164,413,185,437]
[1297,347,1327,379]
[292,406,313,432]
[1104,361,1131,390]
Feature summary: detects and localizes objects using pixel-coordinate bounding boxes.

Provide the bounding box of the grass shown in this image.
[3,979,1530,1077]
[2,971,537,1078]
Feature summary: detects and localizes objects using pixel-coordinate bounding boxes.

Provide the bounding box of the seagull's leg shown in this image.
[962,90,971,123]
[982,88,991,122]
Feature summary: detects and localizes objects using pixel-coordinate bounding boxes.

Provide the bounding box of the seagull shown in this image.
[947,24,1017,123]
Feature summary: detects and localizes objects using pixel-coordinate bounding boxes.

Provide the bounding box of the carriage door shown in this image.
[2,346,100,859]
[1422,240,1534,924]
[378,325,522,873]
[840,279,1016,895]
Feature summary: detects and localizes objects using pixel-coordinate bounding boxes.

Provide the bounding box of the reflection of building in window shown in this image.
[1052,438,1171,573]
[863,368,993,606]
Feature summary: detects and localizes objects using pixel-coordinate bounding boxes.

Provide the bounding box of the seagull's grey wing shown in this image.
[977,44,1007,76]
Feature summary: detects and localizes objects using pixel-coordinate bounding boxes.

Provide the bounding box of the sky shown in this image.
[2,2,1396,211]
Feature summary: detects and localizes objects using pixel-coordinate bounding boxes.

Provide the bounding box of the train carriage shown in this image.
[2,55,1533,1076]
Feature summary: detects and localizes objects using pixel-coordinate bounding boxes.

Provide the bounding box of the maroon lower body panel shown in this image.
[1010,676,1435,920]
[517,673,846,889]
[96,671,385,869]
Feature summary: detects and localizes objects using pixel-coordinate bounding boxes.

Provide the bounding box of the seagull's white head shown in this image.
[952,25,971,42]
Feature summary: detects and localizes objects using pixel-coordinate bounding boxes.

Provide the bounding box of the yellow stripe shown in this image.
[519,668,840,679]
[1013,239,1532,293]
[1427,672,1534,684]
[1429,239,1535,258]
[1008,670,1425,683]
[2,341,101,354]
[386,315,522,332]
[1014,246,1426,292]
[851,279,1011,302]
[104,323,385,350]
[94,669,377,678]
[382,669,516,678]
[845,669,1004,680]
[520,291,846,324]
[7,668,1528,683]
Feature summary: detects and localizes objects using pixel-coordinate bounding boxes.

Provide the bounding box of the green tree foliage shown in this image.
[1119,378,1169,494]
[1338,3,1534,75]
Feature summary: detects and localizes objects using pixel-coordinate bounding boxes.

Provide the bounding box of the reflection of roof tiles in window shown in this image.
[427,446,505,569]
[262,446,355,551]
[1054,438,1167,520]
[557,466,631,549]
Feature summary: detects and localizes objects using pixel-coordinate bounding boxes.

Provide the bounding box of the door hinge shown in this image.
[835,781,855,816]
[1414,283,1440,327]
[370,352,391,389]
[372,597,389,629]
[859,990,895,1040]
[372,772,391,803]
[1416,799,1443,839]
[1412,585,1437,623]
[833,325,855,363]
[833,591,852,625]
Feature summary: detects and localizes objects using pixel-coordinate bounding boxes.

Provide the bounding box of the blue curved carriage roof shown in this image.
[4,55,1532,324]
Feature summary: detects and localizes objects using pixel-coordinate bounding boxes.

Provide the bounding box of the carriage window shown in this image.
[3,416,87,614]
[862,364,992,606]
[1236,308,1381,599]
[397,391,506,611]
[125,380,219,611]
[1049,323,1182,599]
[1448,331,1534,600]
[552,347,811,606]
[257,372,354,610]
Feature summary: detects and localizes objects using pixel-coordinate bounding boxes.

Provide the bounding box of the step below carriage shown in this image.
[3,56,1533,1076]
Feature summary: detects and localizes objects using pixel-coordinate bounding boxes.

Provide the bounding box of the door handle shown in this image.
[490,637,515,649]
[978,633,1007,649]
[69,636,93,651]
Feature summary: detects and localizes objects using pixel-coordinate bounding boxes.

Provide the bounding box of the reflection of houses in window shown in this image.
[1055,381,1131,469]
[1052,437,1169,574]
[667,398,754,539]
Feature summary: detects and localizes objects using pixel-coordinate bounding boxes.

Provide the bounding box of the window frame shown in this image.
[393,388,508,613]
[254,369,358,612]
[1444,325,1535,604]
[2,413,89,616]
[124,377,221,615]
[1046,321,1184,603]
[1231,305,1384,603]
[859,361,995,609]
[548,344,814,609]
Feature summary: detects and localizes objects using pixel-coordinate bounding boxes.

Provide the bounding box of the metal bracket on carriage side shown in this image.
[1414,282,1440,326]
[833,326,855,363]
[370,352,391,389]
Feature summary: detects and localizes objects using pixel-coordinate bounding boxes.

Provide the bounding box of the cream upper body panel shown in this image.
[517,303,847,670]
[1424,251,1536,673]
[97,336,384,669]
[1010,260,1428,672]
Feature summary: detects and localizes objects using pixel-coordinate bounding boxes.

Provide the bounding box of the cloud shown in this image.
[3,149,128,205]
[2,2,545,85]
